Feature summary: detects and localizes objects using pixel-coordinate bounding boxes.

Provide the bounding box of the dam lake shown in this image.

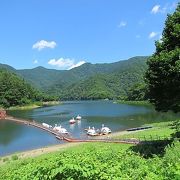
[0,100,179,156]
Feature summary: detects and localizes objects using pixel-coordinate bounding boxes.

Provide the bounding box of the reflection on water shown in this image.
[0,120,61,156]
[69,123,75,130]
[1,100,179,156]
[0,120,22,146]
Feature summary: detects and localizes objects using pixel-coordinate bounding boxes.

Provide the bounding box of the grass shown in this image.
[117,100,152,106]
[113,121,174,141]
[7,101,61,110]
[0,141,179,179]
[8,104,41,110]
[11,155,18,161]
[2,157,9,162]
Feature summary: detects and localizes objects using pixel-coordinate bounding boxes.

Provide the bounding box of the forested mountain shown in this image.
[0,56,148,100]
[0,63,17,73]
[18,67,65,90]
[45,56,148,99]
[0,69,40,107]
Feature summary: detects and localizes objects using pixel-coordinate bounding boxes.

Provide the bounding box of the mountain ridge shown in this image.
[0,56,149,99]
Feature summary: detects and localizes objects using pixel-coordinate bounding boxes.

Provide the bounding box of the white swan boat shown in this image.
[53,124,68,134]
[76,115,82,120]
[101,124,111,135]
[87,127,98,136]
[42,123,52,128]
[69,118,76,124]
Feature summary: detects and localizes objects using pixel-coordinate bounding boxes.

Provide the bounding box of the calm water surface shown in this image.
[0,100,179,156]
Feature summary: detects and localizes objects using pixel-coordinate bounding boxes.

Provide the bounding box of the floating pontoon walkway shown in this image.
[4,116,140,145]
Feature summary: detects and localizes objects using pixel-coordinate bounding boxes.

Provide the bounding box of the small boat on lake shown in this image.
[76,115,82,120]
[53,124,68,134]
[87,127,98,136]
[100,124,111,135]
[42,123,52,128]
[69,118,76,124]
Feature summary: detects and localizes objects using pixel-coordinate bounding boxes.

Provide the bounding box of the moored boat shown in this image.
[69,118,76,124]
[42,123,52,128]
[100,124,111,135]
[76,115,82,120]
[53,124,68,134]
[87,127,98,136]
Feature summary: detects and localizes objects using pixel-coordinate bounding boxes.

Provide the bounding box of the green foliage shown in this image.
[0,56,148,100]
[114,121,175,141]
[125,83,148,101]
[2,157,9,162]
[0,69,57,108]
[0,142,179,179]
[117,100,151,106]
[146,4,180,112]
[171,120,180,138]
[57,57,148,100]
[11,155,18,161]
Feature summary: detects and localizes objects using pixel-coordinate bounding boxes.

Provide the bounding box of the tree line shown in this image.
[0,69,58,108]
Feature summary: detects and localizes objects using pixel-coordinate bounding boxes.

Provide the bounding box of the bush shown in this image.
[11,155,18,161]
[0,142,179,179]
[3,157,9,162]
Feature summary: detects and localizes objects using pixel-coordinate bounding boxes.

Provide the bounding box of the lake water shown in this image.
[0,100,179,156]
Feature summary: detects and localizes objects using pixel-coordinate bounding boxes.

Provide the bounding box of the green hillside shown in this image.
[0,69,57,108]
[0,63,17,73]
[0,56,148,100]
[49,56,148,100]
[18,66,65,90]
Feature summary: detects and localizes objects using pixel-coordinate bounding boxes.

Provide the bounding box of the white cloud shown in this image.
[149,32,158,39]
[48,58,73,68]
[68,61,86,70]
[32,40,56,51]
[151,2,177,14]
[118,21,127,28]
[33,60,38,64]
[151,5,161,14]
[48,58,86,70]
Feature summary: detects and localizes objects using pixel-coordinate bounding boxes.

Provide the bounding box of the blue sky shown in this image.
[0,0,178,70]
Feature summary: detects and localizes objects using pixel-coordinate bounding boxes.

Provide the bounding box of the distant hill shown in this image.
[0,69,43,107]
[18,66,65,90]
[0,56,148,100]
[0,63,17,73]
[55,56,148,100]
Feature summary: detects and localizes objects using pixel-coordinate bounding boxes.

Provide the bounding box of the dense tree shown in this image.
[0,56,148,100]
[0,69,57,108]
[54,57,148,100]
[146,3,180,112]
[58,69,148,101]
[125,83,148,101]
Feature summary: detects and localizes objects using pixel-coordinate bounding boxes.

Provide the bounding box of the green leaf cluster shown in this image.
[0,69,57,108]
[0,142,179,179]
[146,3,180,112]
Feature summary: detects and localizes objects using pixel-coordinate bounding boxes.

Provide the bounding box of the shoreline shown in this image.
[0,142,84,165]
[6,100,151,111]
[0,128,149,162]
[7,101,61,110]
[94,128,150,139]
[116,100,152,106]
